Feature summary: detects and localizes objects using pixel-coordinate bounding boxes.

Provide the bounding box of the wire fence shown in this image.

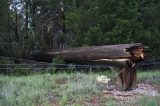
[0,56,160,72]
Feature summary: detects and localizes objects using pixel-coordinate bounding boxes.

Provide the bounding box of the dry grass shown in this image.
[0,70,160,106]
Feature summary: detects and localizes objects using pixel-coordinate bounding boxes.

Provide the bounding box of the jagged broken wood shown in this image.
[32,43,144,91]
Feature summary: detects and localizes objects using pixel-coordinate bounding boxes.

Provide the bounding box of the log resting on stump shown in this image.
[32,43,144,91]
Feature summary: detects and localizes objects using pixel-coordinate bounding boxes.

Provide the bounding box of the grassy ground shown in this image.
[0,70,160,106]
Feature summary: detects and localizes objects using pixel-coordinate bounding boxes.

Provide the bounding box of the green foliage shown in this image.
[13,65,30,76]
[0,74,56,106]
[65,73,100,97]
[52,56,64,64]
[0,57,14,64]
[0,70,160,105]
[138,70,160,84]
[84,25,105,45]
[65,0,160,57]
[137,96,160,106]
[59,94,68,106]
[0,0,160,57]
[138,70,160,78]
[0,72,100,106]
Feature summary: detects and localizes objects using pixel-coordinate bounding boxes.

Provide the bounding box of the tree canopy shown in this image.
[0,0,160,58]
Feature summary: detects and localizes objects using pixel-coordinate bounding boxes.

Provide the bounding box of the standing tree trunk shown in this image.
[15,8,19,41]
[75,0,80,8]
[59,0,67,49]
[25,0,29,39]
[7,3,13,56]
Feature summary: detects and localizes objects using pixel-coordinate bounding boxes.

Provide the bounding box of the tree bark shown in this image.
[32,43,143,62]
[25,0,29,33]
[115,64,138,91]
[15,8,19,41]
[32,43,144,91]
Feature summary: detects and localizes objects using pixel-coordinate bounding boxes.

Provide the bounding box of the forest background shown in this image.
[0,0,160,58]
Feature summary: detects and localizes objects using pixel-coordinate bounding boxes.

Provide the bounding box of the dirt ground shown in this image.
[48,80,160,106]
[85,80,160,106]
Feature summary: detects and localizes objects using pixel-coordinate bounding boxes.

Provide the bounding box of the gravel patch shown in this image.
[101,82,159,105]
[133,83,158,96]
[103,82,159,102]
[103,83,159,96]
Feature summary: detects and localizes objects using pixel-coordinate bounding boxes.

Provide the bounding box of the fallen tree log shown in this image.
[31,43,144,91]
[32,43,143,62]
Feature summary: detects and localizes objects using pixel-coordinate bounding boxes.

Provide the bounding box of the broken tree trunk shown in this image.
[115,63,138,91]
[32,43,144,91]
[32,43,143,62]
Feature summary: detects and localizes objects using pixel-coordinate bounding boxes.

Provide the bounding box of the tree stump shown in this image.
[115,64,137,91]
[32,43,144,91]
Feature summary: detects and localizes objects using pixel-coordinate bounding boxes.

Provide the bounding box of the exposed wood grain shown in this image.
[32,43,143,62]
[32,43,144,91]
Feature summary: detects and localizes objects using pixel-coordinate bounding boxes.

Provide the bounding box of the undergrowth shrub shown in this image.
[61,73,100,99]
[13,65,30,75]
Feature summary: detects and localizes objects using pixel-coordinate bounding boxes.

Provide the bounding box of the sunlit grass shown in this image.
[0,74,56,106]
[0,72,101,106]
[137,70,160,85]
[136,96,160,106]
[138,70,160,78]
[0,70,160,106]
